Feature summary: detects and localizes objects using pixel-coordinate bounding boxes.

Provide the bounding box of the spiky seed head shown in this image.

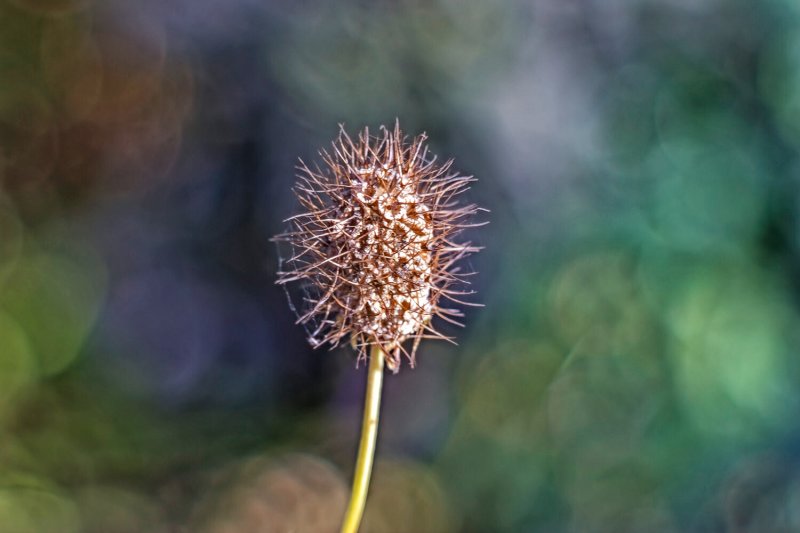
[275,122,482,372]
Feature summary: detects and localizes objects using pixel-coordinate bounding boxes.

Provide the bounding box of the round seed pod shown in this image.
[275,122,482,372]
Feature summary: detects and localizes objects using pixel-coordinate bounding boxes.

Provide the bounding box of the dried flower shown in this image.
[275,122,481,372]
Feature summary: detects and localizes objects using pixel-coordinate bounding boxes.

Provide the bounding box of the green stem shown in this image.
[340,345,385,533]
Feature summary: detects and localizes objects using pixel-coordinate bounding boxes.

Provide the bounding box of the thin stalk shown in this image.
[340,345,385,533]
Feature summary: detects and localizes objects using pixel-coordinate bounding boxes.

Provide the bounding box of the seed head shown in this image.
[275,122,482,372]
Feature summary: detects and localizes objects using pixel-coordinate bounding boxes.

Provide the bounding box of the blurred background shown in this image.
[2,0,800,531]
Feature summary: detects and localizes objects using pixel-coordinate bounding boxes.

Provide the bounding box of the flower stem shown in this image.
[340,345,385,533]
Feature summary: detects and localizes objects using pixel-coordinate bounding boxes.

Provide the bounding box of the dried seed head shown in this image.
[275,122,482,372]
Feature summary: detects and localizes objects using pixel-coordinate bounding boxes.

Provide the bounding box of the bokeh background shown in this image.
[2,0,800,531]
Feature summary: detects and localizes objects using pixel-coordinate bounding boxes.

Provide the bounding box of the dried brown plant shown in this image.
[275,121,482,372]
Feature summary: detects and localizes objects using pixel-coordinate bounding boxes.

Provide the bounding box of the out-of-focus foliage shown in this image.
[2,0,800,531]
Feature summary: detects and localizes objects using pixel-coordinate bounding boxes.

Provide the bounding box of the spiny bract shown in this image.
[275,122,481,372]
